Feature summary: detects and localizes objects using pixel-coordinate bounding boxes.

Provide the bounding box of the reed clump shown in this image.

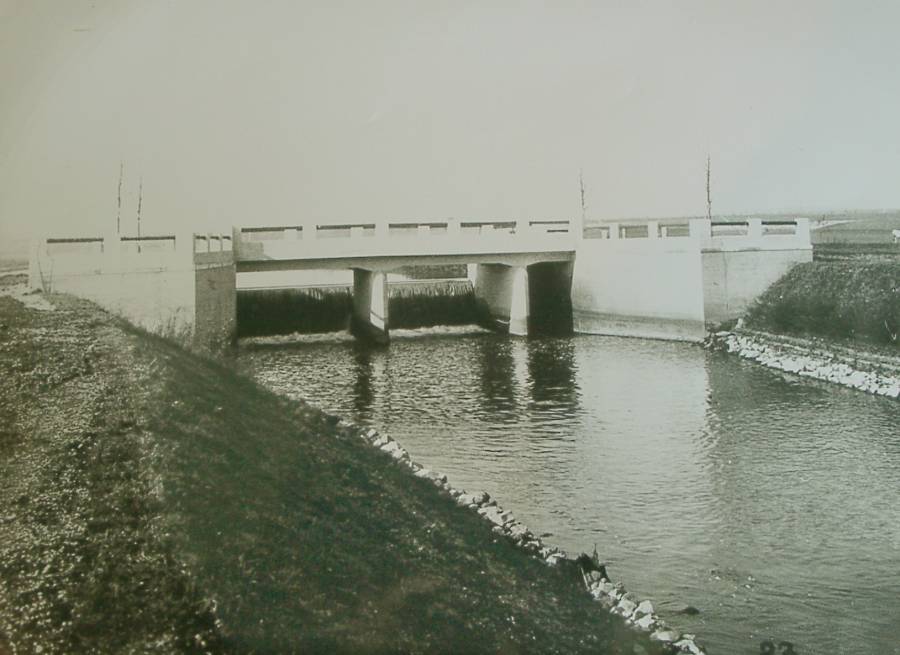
[237,281,480,337]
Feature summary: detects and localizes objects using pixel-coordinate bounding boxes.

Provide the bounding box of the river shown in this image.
[238,329,900,654]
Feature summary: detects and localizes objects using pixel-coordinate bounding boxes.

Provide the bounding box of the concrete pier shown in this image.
[350,268,390,344]
[472,264,530,335]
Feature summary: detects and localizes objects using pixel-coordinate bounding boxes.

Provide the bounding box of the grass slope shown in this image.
[1,293,659,654]
[744,260,900,348]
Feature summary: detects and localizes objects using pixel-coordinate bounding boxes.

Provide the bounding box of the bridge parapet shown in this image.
[32,232,233,277]
[234,218,576,267]
[579,211,812,252]
[583,217,811,251]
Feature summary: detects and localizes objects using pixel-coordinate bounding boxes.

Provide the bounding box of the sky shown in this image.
[2,1,900,253]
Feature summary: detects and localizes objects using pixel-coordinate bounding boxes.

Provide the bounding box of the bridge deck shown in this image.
[234,220,577,272]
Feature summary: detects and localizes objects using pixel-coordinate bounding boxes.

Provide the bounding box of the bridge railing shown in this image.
[32,232,234,281]
[584,220,695,240]
[233,219,576,262]
[583,218,811,250]
[236,218,572,242]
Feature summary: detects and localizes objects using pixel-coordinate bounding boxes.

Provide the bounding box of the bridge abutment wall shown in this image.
[701,248,813,325]
[572,218,813,340]
[571,227,706,342]
[29,232,236,348]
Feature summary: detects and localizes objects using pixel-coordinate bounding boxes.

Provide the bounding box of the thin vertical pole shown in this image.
[136,177,143,253]
[116,162,123,235]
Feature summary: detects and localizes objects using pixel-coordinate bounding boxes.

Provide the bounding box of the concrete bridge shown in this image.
[234,218,576,340]
[28,216,811,346]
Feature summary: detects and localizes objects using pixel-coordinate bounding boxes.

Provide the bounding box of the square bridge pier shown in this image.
[347,261,574,344]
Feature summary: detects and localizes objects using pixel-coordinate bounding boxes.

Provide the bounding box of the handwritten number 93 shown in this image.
[760,640,796,654]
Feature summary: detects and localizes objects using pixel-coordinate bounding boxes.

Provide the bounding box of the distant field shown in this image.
[0,258,27,273]
[810,211,900,245]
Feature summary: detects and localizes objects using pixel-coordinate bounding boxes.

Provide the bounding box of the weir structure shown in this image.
[28,217,812,346]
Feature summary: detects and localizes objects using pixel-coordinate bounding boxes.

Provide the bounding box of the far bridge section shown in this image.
[233,218,577,343]
[572,217,812,341]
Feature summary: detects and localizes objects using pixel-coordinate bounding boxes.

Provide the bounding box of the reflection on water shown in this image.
[239,331,900,655]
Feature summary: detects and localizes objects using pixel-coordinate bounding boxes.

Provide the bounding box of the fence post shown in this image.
[747,219,763,241]
[689,218,711,241]
[794,217,811,245]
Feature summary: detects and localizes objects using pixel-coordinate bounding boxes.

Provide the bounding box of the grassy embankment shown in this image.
[0,289,659,654]
[744,260,900,349]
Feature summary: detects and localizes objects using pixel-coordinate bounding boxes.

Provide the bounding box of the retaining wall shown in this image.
[30,233,236,347]
[702,249,813,325]
[573,218,813,340]
[571,233,706,342]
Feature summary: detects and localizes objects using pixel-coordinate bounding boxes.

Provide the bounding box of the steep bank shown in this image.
[708,259,900,397]
[0,290,670,654]
[707,329,900,399]
[743,259,899,347]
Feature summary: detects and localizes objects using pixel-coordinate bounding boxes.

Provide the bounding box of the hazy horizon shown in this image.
[3,1,900,254]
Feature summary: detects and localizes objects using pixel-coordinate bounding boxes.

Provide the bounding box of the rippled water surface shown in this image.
[238,330,900,654]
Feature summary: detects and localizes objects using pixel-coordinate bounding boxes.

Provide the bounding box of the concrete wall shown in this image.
[31,238,199,338]
[30,233,236,347]
[195,261,237,347]
[51,265,197,337]
[571,236,706,342]
[701,248,813,325]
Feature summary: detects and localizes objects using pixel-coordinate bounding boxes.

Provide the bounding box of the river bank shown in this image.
[707,258,900,398]
[742,259,899,347]
[706,329,900,399]
[0,286,687,654]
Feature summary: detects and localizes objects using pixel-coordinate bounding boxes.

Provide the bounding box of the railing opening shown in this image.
[762,221,797,236]
[711,221,749,237]
[240,227,302,241]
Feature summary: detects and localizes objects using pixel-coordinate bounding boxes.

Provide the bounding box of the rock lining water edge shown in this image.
[340,420,710,654]
[707,330,900,399]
